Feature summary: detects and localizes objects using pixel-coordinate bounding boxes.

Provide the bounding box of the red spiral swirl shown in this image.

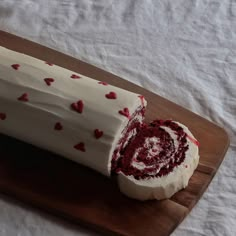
[112,120,189,180]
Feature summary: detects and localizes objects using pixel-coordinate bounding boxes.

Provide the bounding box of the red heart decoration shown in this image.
[18,93,29,102]
[98,81,108,86]
[74,142,86,152]
[105,92,117,99]
[119,108,130,119]
[0,113,6,120]
[11,64,20,70]
[44,78,55,86]
[54,122,63,131]
[186,134,200,147]
[138,95,145,106]
[94,129,103,139]
[71,74,81,79]
[45,62,53,66]
[71,100,84,113]
[71,102,79,111]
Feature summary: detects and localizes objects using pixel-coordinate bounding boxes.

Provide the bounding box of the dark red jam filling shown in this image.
[111,120,189,180]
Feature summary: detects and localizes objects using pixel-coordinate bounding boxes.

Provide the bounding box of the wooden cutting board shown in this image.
[0,31,229,236]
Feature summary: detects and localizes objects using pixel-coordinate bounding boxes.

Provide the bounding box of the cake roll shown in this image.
[0,46,146,176]
[0,46,199,200]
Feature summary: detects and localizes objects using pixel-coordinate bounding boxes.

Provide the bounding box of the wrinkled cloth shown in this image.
[0,1,235,235]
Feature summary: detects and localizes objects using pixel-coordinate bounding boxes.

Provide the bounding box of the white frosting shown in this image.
[0,46,146,176]
[117,122,199,200]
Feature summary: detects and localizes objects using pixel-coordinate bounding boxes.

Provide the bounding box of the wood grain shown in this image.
[0,31,230,236]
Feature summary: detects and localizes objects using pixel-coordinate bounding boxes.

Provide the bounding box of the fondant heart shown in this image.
[105,92,117,99]
[18,93,29,102]
[98,81,108,86]
[44,78,55,86]
[11,64,20,70]
[71,74,81,79]
[71,100,84,113]
[138,95,145,106]
[74,142,86,152]
[119,108,130,119]
[186,134,200,147]
[54,122,63,131]
[0,113,6,120]
[71,102,79,111]
[94,129,103,139]
[45,62,53,66]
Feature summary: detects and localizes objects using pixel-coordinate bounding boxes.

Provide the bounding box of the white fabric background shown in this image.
[0,0,235,235]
